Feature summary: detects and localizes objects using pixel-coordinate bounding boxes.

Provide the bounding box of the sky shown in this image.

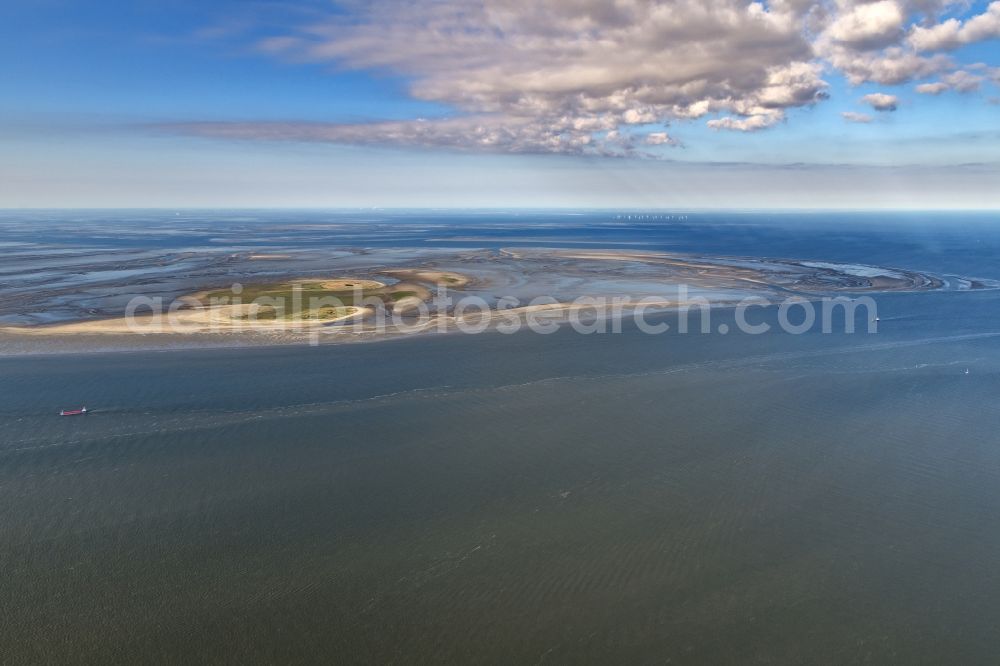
[1,0,999,209]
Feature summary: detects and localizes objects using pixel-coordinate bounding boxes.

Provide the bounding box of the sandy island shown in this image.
[1,302,367,336]
[0,248,989,351]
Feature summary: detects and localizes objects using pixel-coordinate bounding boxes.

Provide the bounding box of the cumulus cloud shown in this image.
[812,0,958,86]
[707,112,784,131]
[841,111,874,123]
[915,70,985,94]
[168,0,999,155]
[826,0,907,49]
[206,0,830,152]
[823,45,952,85]
[909,1,1000,51]
[644,132,677,146]
[916,81,949,94]
[861,92,900,111]
[292,1,826,131]
[941,69,985,92]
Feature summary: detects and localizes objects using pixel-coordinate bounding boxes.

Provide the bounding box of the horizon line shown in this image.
[1,207,999,213]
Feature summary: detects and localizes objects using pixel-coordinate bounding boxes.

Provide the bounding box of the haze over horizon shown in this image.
[3,0,999,209]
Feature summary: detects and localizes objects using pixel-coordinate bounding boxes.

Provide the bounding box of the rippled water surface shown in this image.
[2,211,1000,663]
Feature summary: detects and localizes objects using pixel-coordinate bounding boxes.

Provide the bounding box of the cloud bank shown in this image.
[177,0,1000,155]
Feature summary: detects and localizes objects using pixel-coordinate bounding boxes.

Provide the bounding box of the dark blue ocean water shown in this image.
[3,210,999,278]
[1,211,999,663]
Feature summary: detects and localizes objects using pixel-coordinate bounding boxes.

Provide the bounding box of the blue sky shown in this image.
[1,0,998,208]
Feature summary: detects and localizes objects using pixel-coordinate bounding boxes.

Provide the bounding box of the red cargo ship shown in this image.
[59,407,88,416]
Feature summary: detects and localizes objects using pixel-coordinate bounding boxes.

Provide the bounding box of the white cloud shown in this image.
[827,0,907,49]
[644,132,676,145]
[169,0,1000,154]
[841,111,874,123]
[707,112,784,131]
[821,45,952,86]
[239,0,830,147]
[814,0,960,86]
[861,92,900,111]
[916,81,949,94]
[910,1,1000,51]
[915,70,986,94]
[942,69,985,92]
[622,109,658,125]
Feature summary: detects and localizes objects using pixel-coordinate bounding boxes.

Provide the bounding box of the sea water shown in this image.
[1,211,999,663]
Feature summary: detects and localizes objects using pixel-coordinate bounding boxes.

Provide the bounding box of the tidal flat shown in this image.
[1,244,987,354]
